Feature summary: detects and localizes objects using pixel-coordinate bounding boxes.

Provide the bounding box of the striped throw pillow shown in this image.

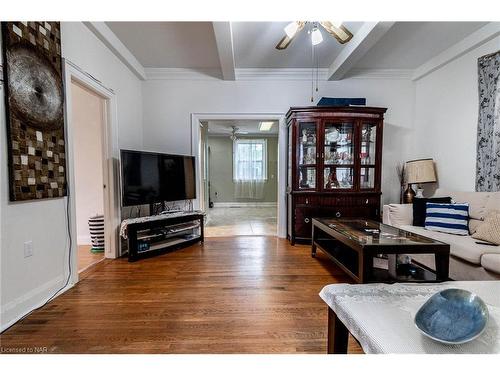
[424,202,469,236]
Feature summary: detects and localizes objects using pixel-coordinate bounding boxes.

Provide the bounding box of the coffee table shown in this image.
[311,218,450,283]
[320,281,500,353]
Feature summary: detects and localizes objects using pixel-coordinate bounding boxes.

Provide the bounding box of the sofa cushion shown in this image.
[472,210,500,245]
[424,202,469,236]
[412,197,451,227]
[399,225,492,265]
[385,204,413,226]
[469,219,483,234]
[435,189,491,220]
[481,254,500,274]
[485,192,500,212]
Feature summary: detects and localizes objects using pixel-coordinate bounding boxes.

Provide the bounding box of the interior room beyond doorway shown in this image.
[204,119,278,237]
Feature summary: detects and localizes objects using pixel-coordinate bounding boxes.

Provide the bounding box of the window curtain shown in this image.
[233,139,266,199]
[476,50,500,192]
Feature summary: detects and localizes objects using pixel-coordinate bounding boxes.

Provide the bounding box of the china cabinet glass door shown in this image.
[359,122,378,190]
[323,122,354,190]
[297,122,317,190]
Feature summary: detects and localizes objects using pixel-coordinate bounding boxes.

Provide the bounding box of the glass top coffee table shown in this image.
[311,218,450,283]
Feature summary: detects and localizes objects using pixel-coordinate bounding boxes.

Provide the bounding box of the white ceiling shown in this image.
[106,22,220,68]
[232,22,364,68]
[355,22,487,69]
[105,21,491,74]
[207,120,279,136]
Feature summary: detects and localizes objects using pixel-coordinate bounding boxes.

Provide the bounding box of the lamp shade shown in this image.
[405,158,437,184]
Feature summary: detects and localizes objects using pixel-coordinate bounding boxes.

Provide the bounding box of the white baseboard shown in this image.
[212,202,277,208]
[0,275,74,332]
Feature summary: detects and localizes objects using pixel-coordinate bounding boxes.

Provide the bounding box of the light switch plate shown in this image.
[24,241,33,258]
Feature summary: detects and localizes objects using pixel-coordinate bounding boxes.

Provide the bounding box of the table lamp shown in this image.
[404,158,437,203]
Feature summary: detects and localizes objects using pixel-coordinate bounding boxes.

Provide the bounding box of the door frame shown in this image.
[63,59,121,284]
[191,113,287,238]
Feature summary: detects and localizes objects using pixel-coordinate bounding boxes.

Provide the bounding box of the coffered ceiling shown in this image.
[102,21,494,81]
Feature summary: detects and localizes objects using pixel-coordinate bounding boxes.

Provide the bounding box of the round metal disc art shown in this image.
[7,44,64,130]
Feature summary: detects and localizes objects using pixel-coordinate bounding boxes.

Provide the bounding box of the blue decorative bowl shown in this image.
[415,288,489,344]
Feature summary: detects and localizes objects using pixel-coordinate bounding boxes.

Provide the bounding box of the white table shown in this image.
[319,281,500,354]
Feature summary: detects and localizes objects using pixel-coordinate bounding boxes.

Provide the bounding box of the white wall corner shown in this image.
[212,22,236,81]
[412,22,500,81]
[83,22,147,81]
[328,22,395,81]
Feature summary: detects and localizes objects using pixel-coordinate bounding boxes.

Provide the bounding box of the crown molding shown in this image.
[346,68,414,80]
[145,68,223,80]
[144,67,413,81]
[235,68,330,81]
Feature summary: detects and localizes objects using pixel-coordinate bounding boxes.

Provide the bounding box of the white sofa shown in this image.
[383,189,500,280]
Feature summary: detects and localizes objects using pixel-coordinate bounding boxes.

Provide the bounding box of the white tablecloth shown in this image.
[319,281,500,354]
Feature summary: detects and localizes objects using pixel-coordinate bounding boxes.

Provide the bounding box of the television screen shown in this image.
[121,150,196,207]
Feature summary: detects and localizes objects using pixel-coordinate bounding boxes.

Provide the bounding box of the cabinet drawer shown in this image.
[294,206,377,238]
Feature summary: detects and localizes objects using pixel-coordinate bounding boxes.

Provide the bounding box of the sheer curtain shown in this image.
[233,139,267,199]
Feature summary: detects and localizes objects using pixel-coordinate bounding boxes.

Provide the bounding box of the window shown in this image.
[233,139,267,181]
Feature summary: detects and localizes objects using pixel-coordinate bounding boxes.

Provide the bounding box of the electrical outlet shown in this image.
[24,241,33,258]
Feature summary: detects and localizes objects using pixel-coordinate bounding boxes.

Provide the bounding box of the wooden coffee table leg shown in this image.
[435,252,450,281]
[327,307,349,354]
[311,224,317,258]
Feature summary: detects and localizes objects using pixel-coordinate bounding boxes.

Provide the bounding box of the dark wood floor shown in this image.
[0,236,362,353]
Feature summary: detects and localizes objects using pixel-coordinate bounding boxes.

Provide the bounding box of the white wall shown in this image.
[412,35,500,192]
[142,78,415,206]
[0,22,143,330]
[71,82,105,245]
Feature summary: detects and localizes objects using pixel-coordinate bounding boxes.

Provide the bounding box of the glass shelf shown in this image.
[361,123,377,165]
[324,122,354,166]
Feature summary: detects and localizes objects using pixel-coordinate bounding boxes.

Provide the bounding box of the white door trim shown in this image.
[191,113,287,238]
[63,59,121,284]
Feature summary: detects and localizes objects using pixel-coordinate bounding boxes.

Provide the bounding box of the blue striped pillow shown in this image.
[424,203,469,236]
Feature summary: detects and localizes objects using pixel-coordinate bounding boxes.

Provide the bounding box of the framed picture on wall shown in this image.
[1,21,67,201]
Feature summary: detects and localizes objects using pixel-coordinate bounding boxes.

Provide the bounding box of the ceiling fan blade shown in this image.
[275,35,294,50]
[275,21,306,50]
[319,21,353,44]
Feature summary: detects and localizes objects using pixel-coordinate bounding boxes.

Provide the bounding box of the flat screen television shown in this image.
[120,149,196,207]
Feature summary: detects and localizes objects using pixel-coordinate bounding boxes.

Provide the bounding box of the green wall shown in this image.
[208,136,278,203]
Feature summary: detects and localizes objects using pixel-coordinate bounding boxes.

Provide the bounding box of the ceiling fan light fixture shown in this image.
[284,22,300,38]
[311,27,323,45]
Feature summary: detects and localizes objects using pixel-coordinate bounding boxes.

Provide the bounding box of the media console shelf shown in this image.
[122,212,205,262]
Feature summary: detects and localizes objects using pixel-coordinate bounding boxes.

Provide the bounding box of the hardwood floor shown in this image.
[78,245,104,272]
[0,236,362,354]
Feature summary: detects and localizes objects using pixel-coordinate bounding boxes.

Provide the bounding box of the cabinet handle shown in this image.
[304,218,310,224]
[335,212,341,218]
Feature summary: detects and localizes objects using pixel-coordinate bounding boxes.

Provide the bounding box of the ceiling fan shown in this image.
[276,21,353,50]
[229,126,248,141]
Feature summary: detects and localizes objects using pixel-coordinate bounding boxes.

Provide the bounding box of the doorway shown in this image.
[70,80,107,272]
[192,114,287,238]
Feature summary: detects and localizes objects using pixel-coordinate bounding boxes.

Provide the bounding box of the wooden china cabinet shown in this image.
[286,106,387,244]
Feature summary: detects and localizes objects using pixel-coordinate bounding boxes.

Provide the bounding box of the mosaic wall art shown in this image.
[1,21,67,201]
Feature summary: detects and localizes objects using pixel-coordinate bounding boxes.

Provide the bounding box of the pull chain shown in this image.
[316,45,319,93]
[311,35,314,103]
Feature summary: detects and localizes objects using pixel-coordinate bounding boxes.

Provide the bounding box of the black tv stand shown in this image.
[124,211,204,262]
